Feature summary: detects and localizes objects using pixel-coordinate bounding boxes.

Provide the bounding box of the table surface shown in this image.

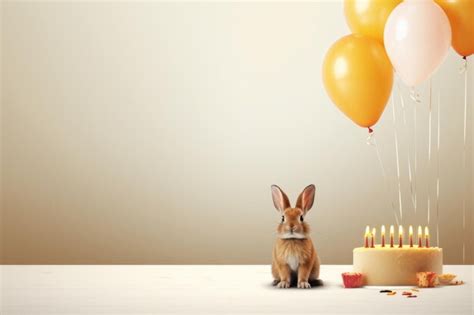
[1,265,472,314]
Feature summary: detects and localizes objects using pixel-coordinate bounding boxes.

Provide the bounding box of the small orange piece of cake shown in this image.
[416,271,439,288]
[438,273,456,285]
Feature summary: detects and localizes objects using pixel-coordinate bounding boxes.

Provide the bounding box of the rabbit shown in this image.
[270,184,321,289]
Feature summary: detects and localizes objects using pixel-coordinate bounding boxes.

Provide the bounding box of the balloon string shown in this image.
[461,57,468,263]
[366,130,386,178]
[436,91,441,248]
[459,56,467,74]
[413,89,417,214]
[410,87,421,103]
[396,82,416,210]
[407,152,415,210]
[397,82,407,124]
[366,128,399,225]
[391,95,403,224]
[427,79,432,224]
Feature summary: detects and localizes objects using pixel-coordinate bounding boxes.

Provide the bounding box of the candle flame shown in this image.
[409,225,413,237]
[425,226,429,237]
[399,225,403,236]
[390,225,394,235]
[418,225,422,236]
[365,225,370,236]
[372,228,376,237]
[381,225,385,235]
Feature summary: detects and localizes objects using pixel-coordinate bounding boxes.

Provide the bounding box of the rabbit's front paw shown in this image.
[297,281,311,289]
[277,281,290,288]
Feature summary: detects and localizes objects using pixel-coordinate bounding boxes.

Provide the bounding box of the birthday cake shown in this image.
[353,225,443,286]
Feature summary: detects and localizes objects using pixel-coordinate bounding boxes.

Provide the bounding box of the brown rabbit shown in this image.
[271,184,321,289]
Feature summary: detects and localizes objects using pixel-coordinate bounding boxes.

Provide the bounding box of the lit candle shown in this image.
[425,226,430,248]
[381,225,386,247]
[398,225,404,248]
[364,226,370,248]
[418,226,423,247]
[390,225,394,248]
[371,228,376,248]
[409,225,413,247]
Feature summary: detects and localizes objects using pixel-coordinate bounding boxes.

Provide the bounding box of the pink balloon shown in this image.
[384,0,451,87]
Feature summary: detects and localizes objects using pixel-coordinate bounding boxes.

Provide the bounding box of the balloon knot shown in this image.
[463,56,467,60]
[368,127,374,134]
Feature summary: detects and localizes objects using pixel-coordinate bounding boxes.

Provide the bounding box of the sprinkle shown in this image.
[402,291,412,296]
[380,290,392,293]
[411,288,419,292]
[408,295,418,298]
[387,292,397,296]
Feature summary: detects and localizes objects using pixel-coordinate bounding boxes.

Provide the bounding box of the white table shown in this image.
[1,265,472,314]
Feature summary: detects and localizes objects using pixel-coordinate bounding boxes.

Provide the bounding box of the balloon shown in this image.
[435,0,474,57]
[344,0,402,44]
[322,34,393,128]
[384,0,451,87]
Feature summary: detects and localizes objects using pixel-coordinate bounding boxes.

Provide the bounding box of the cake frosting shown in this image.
[353,246,443,285]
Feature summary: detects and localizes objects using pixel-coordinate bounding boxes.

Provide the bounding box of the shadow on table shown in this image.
[265,278,324,289]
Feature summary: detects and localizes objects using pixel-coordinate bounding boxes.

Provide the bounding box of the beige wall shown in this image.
[1,1,472,264]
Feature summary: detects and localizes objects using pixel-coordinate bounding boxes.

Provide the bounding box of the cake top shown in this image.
[354,245,442,252]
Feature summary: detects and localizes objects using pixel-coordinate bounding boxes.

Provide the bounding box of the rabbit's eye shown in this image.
[281,216,285,223]
[300,215,304,222]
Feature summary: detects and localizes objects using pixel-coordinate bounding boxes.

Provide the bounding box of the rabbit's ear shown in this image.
[296,184,316,213]
[271,185,291,212]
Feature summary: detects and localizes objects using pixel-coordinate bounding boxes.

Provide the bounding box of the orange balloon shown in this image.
[435,0,474,57]
[344,0,402,44]
[323,35,393,128]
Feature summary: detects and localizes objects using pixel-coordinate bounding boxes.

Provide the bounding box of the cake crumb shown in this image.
[438,273,457,285]
[416,271,438,288]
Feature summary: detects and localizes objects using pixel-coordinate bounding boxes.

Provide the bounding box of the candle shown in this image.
[381,225,386,247]
[364,226,370,248]
[409,225,413,247]
[418,225,423,247]
[390,225,394,247]
[398,225,404,248]
[425,226,430,248]
[371,228,376,248]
